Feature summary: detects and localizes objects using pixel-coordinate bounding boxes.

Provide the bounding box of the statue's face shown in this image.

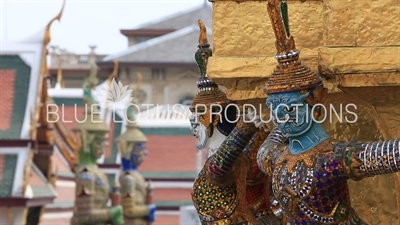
[266,91,313,137]
[130,143,147,167]
[189,113,209,150]
[89,131,107,159]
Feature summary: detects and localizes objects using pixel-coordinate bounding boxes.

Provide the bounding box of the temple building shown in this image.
[0,5,63,225]
[49,2,212,107]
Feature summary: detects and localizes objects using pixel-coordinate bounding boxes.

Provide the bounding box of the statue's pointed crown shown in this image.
[73,62,108,133]
[190,20,230,113]
[264,0,323,94]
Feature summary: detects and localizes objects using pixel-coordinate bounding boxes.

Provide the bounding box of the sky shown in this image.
[0,0,210,54]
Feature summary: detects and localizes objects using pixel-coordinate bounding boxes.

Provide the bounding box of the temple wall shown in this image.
[208,0,400,224]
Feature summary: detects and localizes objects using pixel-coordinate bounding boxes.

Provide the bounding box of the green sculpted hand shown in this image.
[111,205,123,225]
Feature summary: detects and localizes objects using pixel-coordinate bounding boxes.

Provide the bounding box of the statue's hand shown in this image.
[246,108,269,132]
[110,205,123,225]
[146,204,156,222]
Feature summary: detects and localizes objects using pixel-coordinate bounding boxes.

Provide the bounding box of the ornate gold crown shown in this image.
[189,20,231,113]
[264,0,323,94]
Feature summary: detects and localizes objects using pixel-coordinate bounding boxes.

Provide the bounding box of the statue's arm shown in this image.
[257,127,287,175]
[207,120,258,180]
[256,127,288,219]
[341,139,400,180]
[74,169,116,224]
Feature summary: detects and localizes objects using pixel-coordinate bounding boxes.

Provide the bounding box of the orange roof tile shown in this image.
[0,70,16,130]
[141,136,197,172]
[57,106,85,139]
[53,186,75,201]
[152,187,192,202]
[153,215,180,225]
[30,168,45,186]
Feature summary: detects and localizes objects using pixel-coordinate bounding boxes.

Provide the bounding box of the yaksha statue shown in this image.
[116,101,156,225]
[255,0,400,224]
[71,64,123,225]
[189,20,283,225]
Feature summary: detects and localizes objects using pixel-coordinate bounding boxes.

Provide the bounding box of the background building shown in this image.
[41,2,212,224]
[49,2,212,107]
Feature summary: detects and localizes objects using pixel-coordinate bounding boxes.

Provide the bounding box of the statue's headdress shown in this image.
[73,63,109,152]
[116,73,147,160]
[189,20,231,113]
[189,20,236,137]
[265,0,327,104]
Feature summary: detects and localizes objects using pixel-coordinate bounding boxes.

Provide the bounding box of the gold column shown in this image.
[208,0,400,224]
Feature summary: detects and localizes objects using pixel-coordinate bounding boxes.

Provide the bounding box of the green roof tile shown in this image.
[0,55,31,139]
[53,97,85,107]
[141,127,191,136]
[154,200,193,207]
[0,154,18,197]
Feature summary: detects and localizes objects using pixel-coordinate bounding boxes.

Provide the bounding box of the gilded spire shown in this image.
[267,0,298,63]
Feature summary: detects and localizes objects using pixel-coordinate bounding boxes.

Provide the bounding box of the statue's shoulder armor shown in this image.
[76,166,96,181]
[119,172,144,195]
[75,167,97,196]
[119,171,136,183]
[191,167,238,223]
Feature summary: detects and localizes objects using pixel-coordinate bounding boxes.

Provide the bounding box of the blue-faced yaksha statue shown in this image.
[116,102,156,225]
[255,0,400,224]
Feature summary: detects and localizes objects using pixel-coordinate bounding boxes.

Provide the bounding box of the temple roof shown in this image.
[102,24,212,63]
[131,2,211,30]
[0,41,44,140]
[28,164,57,198]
